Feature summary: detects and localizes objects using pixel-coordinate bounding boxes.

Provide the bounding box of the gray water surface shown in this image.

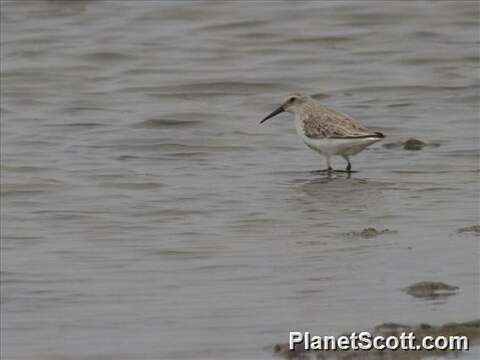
[1,1,479,359]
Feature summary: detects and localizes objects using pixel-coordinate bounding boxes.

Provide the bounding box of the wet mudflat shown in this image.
[1,1,479,359]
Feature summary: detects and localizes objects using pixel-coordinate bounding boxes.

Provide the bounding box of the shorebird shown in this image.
[260,93,385,172]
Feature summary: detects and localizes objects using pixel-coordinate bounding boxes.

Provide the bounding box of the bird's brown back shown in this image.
[301,102,381,139]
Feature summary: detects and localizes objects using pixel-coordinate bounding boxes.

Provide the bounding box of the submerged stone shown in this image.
[403,138,426,150]
[403,281,459,299]
[346,227,396,239]
[457,224,480,235]
[382,138,438,151]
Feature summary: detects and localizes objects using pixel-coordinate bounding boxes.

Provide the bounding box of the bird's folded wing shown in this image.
[303,106,382,139]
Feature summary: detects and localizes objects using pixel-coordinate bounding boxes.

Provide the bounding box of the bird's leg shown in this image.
[342,156,352,172]
[326,156,333,172]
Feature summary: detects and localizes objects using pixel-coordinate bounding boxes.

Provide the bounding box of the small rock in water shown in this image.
[457,224,480,235]
[403,281,459,299]
[360,228,381,238]
[382,138,439,150]
[346,227,396,239]
[403,138,426,150]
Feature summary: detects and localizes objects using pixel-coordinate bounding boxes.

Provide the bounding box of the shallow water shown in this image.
[1,1,479,359]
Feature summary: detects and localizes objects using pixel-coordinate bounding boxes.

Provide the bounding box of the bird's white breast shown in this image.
[294,115,306,140]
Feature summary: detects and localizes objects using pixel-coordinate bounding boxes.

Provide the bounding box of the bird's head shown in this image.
[260,92,310,124]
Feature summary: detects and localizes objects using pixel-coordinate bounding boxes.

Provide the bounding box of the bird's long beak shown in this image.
[260,105,285,124]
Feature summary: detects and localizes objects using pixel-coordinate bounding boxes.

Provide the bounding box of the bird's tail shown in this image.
[374,132,385,138]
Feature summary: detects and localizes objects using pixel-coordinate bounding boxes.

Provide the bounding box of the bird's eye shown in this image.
[288,97,295,103]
